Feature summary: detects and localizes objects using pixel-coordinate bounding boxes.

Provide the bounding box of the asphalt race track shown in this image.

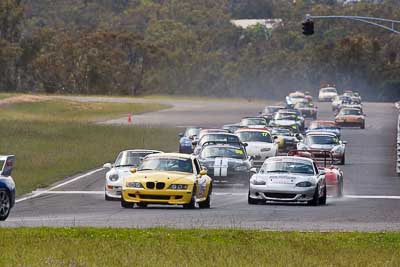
[3,99,400,231]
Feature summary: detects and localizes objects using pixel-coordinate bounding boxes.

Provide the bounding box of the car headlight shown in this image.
[126,182,144,188]
[250,179,266,185]
[261,148,271,152]
[235,166,248,171]
[109,174,119,182]
[169,184,189,190]
[331,146,343,154]
[296,181,313,187]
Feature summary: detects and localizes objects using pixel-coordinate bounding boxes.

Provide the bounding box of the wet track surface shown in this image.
[3,100,400,231]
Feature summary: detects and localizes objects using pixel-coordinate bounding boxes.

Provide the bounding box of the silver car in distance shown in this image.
[248,156,327,206]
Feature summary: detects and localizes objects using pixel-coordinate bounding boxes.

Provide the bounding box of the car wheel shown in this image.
[340,155,345,165]
[104,189,114,201]
[121,196,134,209]
[248,191,260,205]
[0,190,11,221]
[137,202,148,208]
[319,185,327,205]
[360,123,365,129]
[183,187,197,209]
[337,180,343,198]
[307,186,320,206]
[199,184,212,209]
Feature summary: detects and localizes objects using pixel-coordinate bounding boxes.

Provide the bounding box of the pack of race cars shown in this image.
[101,86,365,210]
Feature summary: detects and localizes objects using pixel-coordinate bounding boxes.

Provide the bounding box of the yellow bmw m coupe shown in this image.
[121,153,212,209]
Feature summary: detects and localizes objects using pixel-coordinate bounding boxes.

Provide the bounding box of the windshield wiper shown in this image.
[138,168,154,171]
[115,164,136,167]
[268,170,288,173]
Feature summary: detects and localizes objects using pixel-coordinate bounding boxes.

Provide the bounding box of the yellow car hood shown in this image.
[125,171,194,184]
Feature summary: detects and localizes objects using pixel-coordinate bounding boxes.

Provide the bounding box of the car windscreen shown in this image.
[185,128,200,137]
[309,123,337,130]
[341,109,361,116]
[138,157,193,173]
[200,147,246,160]
[322,88,337,93]
[260,160,314,175]
[200,134,240,145]
[241,118,266,125]
[271,129,291,136]
[264,107,281,113]
[275,113,297,120]
[306,135,339,145]
[115,151,158,167]
[237,131,272,143]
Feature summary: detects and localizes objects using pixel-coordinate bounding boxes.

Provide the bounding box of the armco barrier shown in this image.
[397,102,400,176]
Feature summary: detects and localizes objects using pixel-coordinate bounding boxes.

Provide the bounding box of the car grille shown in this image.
[146,182,155,189]
[139,195,170,200]
[146,182,165,190]
[156,182,165,190]
[264,193,297,199]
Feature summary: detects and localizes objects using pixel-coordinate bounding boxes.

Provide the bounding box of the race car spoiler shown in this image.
[0,155,15,176]
[288,150,334,168]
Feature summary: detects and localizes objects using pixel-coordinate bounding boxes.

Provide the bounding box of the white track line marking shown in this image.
[345,195,400,200]
[213,193,400,199]
[16,168,104,203]
[31,191,104,195]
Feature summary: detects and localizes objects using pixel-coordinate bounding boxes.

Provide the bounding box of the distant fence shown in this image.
[397,102,400,176]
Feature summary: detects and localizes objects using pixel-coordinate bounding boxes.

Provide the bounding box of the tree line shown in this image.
[0,0,399,100]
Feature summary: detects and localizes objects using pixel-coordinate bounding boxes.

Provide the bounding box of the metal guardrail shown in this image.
[396,102,400,176]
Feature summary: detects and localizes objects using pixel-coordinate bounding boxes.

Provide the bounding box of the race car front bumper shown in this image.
[105,185,122,199]
[122,187,194,205]
[249,185,316,202]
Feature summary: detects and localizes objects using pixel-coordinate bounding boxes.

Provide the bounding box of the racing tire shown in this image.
[137,202,148,208]
[307,187,320,206]
[340,155,345,165]
[319,185,327,205]
[199,184,212,209]
[121,197,135,209]
[0,190,11,221]
[183,187,197,209]
[248,192,260,205]
[105,193,112,201]
[337,180,344,198]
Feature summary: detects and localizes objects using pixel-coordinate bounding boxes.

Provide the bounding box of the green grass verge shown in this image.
[0,228,399,266]
[0,99,170,122]
[0,98,177,195]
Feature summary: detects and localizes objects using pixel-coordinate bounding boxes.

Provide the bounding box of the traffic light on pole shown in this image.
[302,19,314,36]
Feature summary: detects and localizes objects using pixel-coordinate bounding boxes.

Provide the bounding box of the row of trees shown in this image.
[0,0,399,100]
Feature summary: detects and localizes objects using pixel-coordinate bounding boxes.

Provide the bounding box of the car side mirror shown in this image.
[318,168,326,175]
[250,168,257,174]
[192,141,198,146]
[243,143,248,147]
[199,169,207,176]
[178,133,184,138]
[295,134,302,140]
[103,163,112,169]
[342,141,348,144]
[248,156,254,161]
[130,168,137,174]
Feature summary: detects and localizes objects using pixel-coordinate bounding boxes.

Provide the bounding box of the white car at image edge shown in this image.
[103,149,162,200]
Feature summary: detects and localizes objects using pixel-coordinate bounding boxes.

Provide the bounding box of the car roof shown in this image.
[306,131,337,137]
[266,156,314,164]
[146,153,194,160]
[236,128,270,133]
[311,121,336,125]
[121,149,163,153]
[201,144,243,150]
